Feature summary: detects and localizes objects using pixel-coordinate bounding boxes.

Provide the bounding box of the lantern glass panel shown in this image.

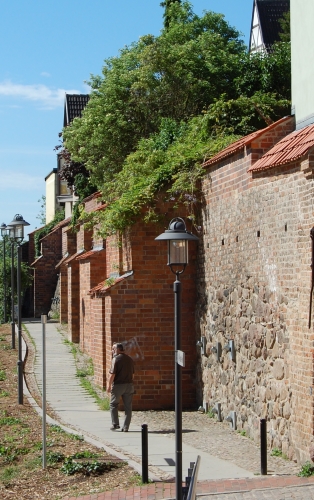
[15,225,24,242]
[168,239,188,265]
[8,226,15,241]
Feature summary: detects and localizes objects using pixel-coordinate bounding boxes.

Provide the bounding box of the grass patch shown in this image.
[298,461,314,477]
[237,430,246,437]
[60,457,122,476]
[0,416,22,426]
[79,377,110,411]
[0,369,6,381]
[206,409,216,419]
[128,473,153,486]
[0,465,20,485]
[24,456,42,470]
[61,334,110,411]
[271,448,288,459]
[22,323,36,348]
[70,433,84,441]
[0,390,9,397]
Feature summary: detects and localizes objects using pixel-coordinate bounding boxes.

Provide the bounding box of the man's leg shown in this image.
[110,385,124,428]
[121,383,134,430]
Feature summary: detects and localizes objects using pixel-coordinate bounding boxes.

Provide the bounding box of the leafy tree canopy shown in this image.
[63,1,291,235]
[63,2,247,185]
[160,0,182,28]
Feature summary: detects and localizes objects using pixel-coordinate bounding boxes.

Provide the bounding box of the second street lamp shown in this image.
[0,223,9,324]
[155,217,199,500]
[8,214,30,404]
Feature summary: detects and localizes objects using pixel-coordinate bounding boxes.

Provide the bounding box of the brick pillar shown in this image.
[59,265,68,323]
[68,261,80,343]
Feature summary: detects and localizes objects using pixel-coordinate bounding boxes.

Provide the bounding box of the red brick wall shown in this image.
[63,226,76,255]
[59,265,68,323]
[80,260,91,352]
[68,261,80,343]
[92,212,198,410]
[91,296,107,386]
[32,228,62,317]
[77,225,93,252]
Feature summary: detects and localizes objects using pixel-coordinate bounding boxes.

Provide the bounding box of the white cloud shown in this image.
[0,80,81,109]
[0,172,44,190]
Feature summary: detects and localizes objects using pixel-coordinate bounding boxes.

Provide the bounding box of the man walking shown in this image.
[107,343,134,432]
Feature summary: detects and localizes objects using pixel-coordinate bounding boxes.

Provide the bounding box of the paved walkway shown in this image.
[21,319,314,499]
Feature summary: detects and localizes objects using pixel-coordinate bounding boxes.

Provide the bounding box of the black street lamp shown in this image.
[155,217,199,500]
[8,214,30,404]
[0,223,9,324]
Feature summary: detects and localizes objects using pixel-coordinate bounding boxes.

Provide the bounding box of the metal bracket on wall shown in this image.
[211,342,222,361]
[226,411,237,430]
[196,336,207,356]
[223,340,236,362]
[212,402,222,422]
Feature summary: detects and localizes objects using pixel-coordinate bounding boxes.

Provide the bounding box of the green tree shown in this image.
[63,1,291,236]
[0,241,32,323]
[63,1,247,188]
[160,0,181,28]
[279,10,290,43]
[36,195,46,226]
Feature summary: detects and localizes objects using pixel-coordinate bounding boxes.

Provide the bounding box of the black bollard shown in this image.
[260,419,267,475]
[141,424,149,483]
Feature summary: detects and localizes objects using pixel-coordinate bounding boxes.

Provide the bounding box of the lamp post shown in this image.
[155,217,199,500]
[0,223,9,324]
[8,226,16,350]
[8,214,30,404]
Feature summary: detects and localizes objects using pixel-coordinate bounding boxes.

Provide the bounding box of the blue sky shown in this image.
[0,0,253,237]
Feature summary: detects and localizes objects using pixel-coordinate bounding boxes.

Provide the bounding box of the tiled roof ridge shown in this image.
[248,123,314,173]
[202,116,291,169]
[89,270,134,295]
[63,248,86,265]
[30,254,43,267]
[76,248,105,261]
[38,217,71,241]
[82,191,102,203]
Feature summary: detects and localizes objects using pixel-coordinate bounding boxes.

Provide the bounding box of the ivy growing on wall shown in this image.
[34,209,65,258]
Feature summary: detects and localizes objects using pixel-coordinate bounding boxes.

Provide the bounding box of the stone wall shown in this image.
[198,150,314,462]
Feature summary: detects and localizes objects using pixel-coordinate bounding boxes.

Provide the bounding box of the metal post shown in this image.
[141,424,148,483]
[260,418,267,475]
[17,244,23,404]
[3,237,7,323]
[11,242,15,349]
[174,273,182,500]
[42,315,47,468]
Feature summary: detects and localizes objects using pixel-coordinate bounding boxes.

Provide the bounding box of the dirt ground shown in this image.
[0,324,141,500]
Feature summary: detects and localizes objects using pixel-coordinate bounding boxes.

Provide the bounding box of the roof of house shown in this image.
[64,94,89,127]
[257,0,289,46]
[202,116,291,169]
[248,123,314,172]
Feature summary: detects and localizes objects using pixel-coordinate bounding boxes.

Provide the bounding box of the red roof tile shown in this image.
[202,117,291,169]
[89,271,133,295]
[76,248,105,260]
[64,249,86,264]
[248,124,314,172]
